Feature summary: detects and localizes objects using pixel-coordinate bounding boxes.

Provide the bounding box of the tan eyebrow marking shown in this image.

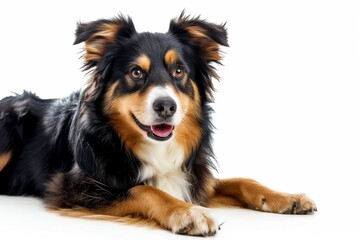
[165,49,179,65]
[136,54,151,72]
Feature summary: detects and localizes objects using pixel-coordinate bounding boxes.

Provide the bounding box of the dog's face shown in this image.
[74,13,228,154]
[104,34,199,144]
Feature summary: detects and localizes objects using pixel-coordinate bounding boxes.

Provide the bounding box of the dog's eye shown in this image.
[129,67,144,80]
[172,67,185,80]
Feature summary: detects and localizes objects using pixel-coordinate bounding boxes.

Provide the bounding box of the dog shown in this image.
[0,12,316,236]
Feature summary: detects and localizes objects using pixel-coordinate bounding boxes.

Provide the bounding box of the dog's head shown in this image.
[74,13,228,155]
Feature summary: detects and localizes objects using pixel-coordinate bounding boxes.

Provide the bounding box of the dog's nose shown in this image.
[153,97,177,119]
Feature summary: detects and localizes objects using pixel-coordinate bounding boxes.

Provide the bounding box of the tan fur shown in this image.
[49,178,315,235]
[164,49,188,87]
[104,79,203,162]
[207,195,245,208]
[98,186,191,226]
[104,82,149,151]
[164,49,189,87]
[185,26,208,39]
[80,22,120,101]
[164,49,179,65]
[184,26,222,62]
[136,54,151,72]
[200,174,217,205]
[49,207,161,229]
[84,23,119,63]
[209,178,316,214]
[0,151,11,172]
[173,80,202,158]
[123,75,135,88]
[51,185,217,235]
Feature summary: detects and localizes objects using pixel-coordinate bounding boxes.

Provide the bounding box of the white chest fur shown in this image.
[136,139,192,202]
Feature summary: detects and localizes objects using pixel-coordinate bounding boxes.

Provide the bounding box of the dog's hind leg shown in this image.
[208,178,317,214]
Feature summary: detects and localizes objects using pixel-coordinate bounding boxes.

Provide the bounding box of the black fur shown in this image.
[0,13,228,209]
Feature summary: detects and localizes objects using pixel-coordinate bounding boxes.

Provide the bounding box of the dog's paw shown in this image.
[168,206,218,236]
[261,193,317,215]
[284,194,317,214]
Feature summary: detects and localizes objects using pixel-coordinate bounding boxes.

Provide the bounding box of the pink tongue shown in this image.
[150,124,173,138]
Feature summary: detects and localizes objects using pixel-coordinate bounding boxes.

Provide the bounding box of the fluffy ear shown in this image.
[169,12,228,101]
[74,15,136,70]
[169,12,228,63]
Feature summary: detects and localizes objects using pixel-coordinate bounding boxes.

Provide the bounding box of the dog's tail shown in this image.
[0,92,32,172]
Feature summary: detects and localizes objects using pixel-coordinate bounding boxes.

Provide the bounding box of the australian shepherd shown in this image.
[0,12,316,236]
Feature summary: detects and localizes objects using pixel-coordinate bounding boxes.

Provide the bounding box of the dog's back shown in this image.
[0,91,78,196]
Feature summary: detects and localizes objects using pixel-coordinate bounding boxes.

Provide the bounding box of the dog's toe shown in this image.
[169,206,218,236]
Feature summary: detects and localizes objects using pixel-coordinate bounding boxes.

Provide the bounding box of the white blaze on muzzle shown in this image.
[143,86,183,127]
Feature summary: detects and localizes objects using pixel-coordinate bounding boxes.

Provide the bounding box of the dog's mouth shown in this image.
[132,114,174,141]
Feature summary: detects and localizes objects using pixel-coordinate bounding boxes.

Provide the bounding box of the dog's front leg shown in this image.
[209,178,317,214]
[96,185,218,236]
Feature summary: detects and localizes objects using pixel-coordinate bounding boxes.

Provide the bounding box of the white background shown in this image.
[0,0,359,239]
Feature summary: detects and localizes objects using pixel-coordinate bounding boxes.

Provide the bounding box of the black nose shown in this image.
[153,97,177,119]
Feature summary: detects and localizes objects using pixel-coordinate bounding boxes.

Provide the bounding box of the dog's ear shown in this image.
[74,15,136,70]
[169,12,228,63]
[169,12,228,100]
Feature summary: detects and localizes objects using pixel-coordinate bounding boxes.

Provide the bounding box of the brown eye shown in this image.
[173,67,185,79]
[130,66,143,80]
